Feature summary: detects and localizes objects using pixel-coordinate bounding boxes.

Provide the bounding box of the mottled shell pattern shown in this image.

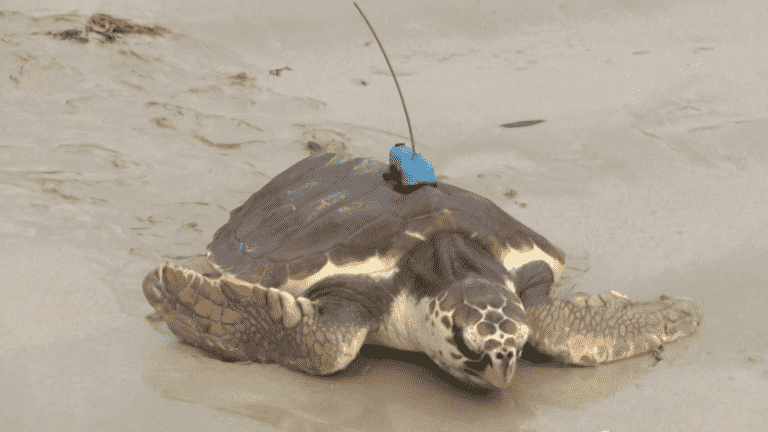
[206,152,565,300]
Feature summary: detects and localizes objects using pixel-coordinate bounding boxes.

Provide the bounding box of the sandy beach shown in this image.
[1,1,766,430]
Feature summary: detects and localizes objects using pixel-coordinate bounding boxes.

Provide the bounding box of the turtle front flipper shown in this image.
[142,263,370,375]
[525,292,703,365]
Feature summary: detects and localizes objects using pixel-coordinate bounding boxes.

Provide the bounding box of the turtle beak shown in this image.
[483,351,516,388]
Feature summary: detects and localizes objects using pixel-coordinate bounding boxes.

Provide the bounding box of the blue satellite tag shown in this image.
[389,144,436,186]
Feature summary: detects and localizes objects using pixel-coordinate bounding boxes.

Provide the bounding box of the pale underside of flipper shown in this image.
[525,291,703,365]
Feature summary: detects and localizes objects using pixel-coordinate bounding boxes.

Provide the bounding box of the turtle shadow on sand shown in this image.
[143,315,663,431]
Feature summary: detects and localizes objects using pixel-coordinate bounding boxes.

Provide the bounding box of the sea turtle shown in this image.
[143,151,702,388]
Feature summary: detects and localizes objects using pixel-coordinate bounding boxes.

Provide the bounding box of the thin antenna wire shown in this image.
[353,2,416,158]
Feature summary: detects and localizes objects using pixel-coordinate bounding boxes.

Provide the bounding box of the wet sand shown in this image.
[1,1,766,431]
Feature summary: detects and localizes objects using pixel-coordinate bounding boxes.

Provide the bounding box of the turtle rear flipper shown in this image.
[525,292,703,365]
[142,263,370,375]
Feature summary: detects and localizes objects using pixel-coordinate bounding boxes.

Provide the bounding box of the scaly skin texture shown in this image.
[526,291,703,365]
[142,263,370,375]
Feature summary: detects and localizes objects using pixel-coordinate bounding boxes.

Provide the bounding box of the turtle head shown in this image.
[428,276,530,388]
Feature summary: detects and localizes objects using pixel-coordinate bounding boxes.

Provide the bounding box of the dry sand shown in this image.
[1,1,766,431]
